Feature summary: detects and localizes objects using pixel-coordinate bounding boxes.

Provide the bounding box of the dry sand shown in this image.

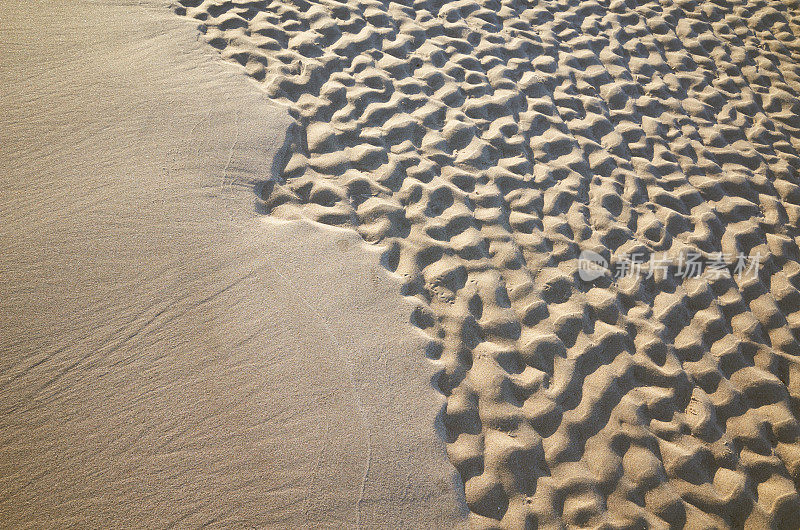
[4,0,800,527]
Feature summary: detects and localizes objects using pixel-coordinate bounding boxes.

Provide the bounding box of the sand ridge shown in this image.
[174,0,800,526]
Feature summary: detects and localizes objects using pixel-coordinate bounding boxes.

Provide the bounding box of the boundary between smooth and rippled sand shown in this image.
[168,0,800,526]
[0,1,468,527]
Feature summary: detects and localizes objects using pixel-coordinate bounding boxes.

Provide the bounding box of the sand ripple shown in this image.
[175,0,800,525]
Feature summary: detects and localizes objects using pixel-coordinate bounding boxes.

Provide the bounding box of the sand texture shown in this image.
[1,1,466,527]
[173,0,800,526]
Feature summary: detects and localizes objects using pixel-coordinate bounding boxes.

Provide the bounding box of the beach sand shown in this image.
[0,1,465,527]
[4,0,800,526]
[172,0,800,526]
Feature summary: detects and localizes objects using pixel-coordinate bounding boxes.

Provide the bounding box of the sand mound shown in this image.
[175,0,800,525]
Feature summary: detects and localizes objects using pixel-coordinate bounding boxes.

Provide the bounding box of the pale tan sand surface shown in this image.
[172,0,800,526]
[0,1,466,527]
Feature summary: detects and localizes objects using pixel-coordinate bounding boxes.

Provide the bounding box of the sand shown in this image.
[0,1,465,527]
[4,0,800,527]
[172,0,800,527]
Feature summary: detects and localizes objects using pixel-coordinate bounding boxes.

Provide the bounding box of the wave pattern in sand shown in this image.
[174,0,800,525]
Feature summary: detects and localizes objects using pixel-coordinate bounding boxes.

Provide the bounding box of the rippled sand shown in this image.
[174,0,800,526]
